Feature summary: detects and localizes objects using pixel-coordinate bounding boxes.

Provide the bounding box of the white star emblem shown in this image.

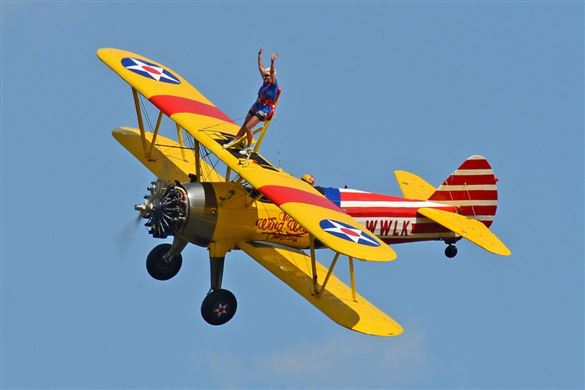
[322,220,379,246]
[214,303,228,317]
[124,58,179,83]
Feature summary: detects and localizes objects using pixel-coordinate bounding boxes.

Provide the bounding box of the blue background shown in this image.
[2,2,583,388]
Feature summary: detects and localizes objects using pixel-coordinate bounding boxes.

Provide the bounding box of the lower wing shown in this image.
[239,241,403,336]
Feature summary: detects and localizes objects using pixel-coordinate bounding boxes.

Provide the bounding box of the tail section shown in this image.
[418,208,511,256]
[428,155,498,227]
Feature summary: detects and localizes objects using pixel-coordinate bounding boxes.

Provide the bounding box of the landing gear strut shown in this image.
[445,244,458,258]
[200,256,237,326]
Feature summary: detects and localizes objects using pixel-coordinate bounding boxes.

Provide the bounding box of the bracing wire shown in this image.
[138,95,154,132]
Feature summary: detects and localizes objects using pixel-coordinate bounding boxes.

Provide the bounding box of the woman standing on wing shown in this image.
[225,48,280,155]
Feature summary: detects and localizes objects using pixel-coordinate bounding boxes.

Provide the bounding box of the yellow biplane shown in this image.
[98,48,510,336]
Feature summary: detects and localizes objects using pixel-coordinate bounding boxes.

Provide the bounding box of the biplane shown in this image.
[98,48,511,336]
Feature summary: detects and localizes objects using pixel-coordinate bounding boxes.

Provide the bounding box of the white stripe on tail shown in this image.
[428,155,498,227]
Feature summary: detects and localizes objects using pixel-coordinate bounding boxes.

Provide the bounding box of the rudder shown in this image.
[428,155,498,227]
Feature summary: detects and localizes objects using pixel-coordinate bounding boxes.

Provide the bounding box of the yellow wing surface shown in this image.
[98,48,240,135]
[417,208,511,256]
[98,48,397,262]
[112,127,224,182]
[394,170,435,200]
[239,241,403,336]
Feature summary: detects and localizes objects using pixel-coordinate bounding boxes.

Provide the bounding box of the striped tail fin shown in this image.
[428,155,498,227]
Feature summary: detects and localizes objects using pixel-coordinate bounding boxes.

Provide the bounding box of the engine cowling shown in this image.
[135,180,218,246]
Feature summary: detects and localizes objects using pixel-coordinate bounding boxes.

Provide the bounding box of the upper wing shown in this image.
[97,48,240,135]
[394,170,435,200]
[99,48,396,261]
[239,241,403,336]
[418,208,511,256]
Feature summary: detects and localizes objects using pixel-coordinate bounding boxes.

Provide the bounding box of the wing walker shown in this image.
[99,48,511,336]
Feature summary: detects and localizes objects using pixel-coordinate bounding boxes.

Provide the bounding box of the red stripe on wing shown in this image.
[150,95,236,124]
[259,185,343,213]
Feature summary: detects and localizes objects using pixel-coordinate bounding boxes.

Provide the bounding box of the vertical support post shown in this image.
[253,98,280,153]
[225,167,232,182]
[131,87,148,155]
[317,252,340,297]
[253,121,269,153]
[309,235,318,294]
[176,124,187,161]
[348,256,357,302]
[194,140,202,181]
[147,111,164,160]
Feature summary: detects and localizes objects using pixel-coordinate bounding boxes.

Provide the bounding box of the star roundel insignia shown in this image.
[214,303,228,317]
[121,57,181,84]
[319,219,380,247]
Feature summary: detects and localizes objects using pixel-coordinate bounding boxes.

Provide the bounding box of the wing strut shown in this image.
[308,238,354,301]
[147,111,164,160]
[131,87,148,155]
[176,124,187,162]
[316,252,340,297]
[349,256,357,301]
[309,235,318,293]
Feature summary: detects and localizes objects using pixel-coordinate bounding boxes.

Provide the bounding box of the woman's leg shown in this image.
[225,112,254,148]
[235,112,254,140]
[243,115,260,146]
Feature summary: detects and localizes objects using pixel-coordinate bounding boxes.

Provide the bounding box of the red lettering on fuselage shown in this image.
[401,221,410,236]
[365,219,411,237]
[379,220,392,236]
[365,220,378,233]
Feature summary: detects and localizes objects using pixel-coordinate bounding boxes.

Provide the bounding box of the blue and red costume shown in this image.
[249,80,281,121]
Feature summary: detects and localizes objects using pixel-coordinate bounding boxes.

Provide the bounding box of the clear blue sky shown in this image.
[2,2,583,389]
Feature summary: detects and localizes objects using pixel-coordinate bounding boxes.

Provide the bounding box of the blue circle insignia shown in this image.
[121,57,180,84]
[319,219,380,247]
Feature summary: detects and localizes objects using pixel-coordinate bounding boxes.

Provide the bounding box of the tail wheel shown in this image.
[201,289,237,326]
[146,243,183,280]
[445,244,458,258]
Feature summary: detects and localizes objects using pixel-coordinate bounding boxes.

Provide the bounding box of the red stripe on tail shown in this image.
[429,155,498,226]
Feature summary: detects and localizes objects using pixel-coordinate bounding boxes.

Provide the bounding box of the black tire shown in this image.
[445,244,458,258]
[146,243,182,280]
[201,289,237,326]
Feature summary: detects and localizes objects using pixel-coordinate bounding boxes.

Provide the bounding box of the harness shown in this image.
[257,85,281,120]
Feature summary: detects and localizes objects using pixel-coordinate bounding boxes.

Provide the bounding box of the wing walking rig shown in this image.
[98,48,511,336]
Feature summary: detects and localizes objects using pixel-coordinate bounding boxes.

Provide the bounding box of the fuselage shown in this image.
[320,187,458,245]
[199,183,459,249]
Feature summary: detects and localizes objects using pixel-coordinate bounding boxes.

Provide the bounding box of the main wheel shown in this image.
[201,289,237,326]
[146,243,182,280]
[445,244,458,258]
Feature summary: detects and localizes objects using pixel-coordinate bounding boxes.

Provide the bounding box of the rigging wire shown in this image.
[138,95,154,132]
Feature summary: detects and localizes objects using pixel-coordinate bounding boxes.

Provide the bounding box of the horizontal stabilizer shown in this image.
[394,170,435,200]
[239,241,403,336]
[417,208,511,256]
